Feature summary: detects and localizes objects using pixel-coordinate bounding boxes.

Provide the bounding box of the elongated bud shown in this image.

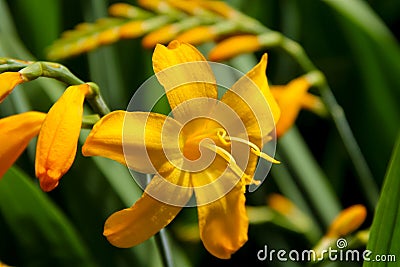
[209,35,261,61]
[35,84,90,191]
[108,3,151,19]
[268,193,295,215]
[177,21,236,46]
[119,21,146,39]
[142,24,179,49]
[176,26,217,45]
[197,0,240,18]
[326,204,367,238]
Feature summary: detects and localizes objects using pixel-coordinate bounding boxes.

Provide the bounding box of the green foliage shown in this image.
[0,167,96,267]
[364,135,400,266]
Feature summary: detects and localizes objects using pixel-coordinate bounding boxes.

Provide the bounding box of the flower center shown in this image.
[182,121,279,183]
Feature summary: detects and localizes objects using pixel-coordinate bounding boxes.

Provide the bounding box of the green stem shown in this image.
[145,174,174,267]
[81,114,100,129]
[86,82,111,116]
[14,60,111,116]
[0,58,33,72]
[155,229,174,267]
[281,37,379,208]
[19,61,84,84]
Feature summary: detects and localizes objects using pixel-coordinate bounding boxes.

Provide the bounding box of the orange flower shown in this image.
[271,77,324,137]
[35,84,91,191]
[0,112,46,178]
[83,41,280,258]
[0,72,27,103]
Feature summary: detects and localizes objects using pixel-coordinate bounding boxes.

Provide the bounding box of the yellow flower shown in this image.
[82,40,280,259]
[271,76,324,137]
[35,84,91,192]
[0,72,27,103]
[0,112,46,178]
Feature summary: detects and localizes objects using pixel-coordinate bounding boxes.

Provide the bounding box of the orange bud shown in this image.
[109,3,137,18]
[35,84,90,191]
[0,72,26,103]
[209,35,261,61]
[138,0,165,11]
[98,27,120,45]
[268,193,295,215]
[142,24,179,48]
[119,21,145,39]
[326,204,367,238]
[176,26,216,46]
[166,0,204,15]
[197,0,239,18]
[0,112,46,178]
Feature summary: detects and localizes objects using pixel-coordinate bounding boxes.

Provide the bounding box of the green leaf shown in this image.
[0,167,96,267]
[364,134,400,266]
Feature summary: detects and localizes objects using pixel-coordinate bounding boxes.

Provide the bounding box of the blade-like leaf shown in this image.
[364,135,400,266]
[0,167,96,267]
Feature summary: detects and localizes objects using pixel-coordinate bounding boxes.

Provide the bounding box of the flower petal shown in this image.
[221,54,280,145]
[271,76,311,137]
[35,84,90,191]
[0,72,26,103]
[193,172,248,259]
[104,168,191,247]
[104,193,181,248]
[152,41,217,122]
[0,112,46,178]
[82,111,183,174]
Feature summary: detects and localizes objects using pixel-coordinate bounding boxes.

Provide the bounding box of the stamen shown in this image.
[217,130,280,164]
[201,141,245,178]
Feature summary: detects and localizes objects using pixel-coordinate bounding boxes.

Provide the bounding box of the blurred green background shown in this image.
[0,0,399,266]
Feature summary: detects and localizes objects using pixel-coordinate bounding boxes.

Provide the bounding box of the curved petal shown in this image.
[193,171,248,259]
[0,72,26,103]
[104,168,191,247]
[152,41,217,122]
[271,77,311,137]
[221,54,280,145]
[35,84,90,191]
[82,111,183,174]
[0,112,46,178]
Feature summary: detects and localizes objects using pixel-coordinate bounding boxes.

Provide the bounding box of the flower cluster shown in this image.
[1,39,325,259]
